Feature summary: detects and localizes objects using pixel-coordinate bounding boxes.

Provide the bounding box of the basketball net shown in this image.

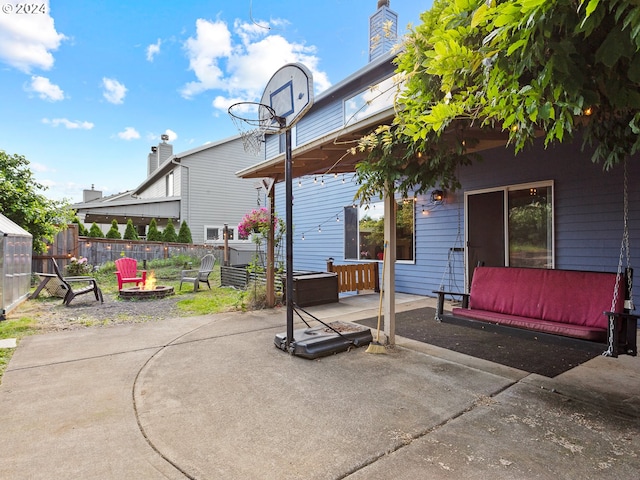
[228,102,280,156]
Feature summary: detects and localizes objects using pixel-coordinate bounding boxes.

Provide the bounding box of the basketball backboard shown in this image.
[260,63,314,130]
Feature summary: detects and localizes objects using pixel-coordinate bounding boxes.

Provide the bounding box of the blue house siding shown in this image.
[295,102,343,145]
[278,136,639,310]
[276,173,361,273]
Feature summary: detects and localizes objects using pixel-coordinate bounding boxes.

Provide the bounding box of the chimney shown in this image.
[147,135,174,175]
[369,0,398,62]
[83,184,102,203]
[148,146,158,176]
[157,141,173,166]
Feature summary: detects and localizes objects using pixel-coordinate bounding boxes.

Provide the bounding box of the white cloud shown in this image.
[42,118,94,129]
[118,127,140,140]
[30,162,55,173]
[180,17,331,110]
[102,77,127,104]
[146,39,161,62]
[180,19,233,98]
[164,129,178,142]
[0,5,67,72]
[27,75,64,101]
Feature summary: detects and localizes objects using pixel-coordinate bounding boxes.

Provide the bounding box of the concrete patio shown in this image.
[1,293,638,479]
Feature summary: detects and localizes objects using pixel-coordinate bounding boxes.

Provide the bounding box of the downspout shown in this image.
[171,157,190,227]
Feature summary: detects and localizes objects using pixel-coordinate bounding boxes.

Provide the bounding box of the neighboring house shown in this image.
[73,134,265,249]
[238,1,640,305]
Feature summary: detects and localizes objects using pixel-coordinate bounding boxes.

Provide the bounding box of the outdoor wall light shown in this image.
[431,189,445,203]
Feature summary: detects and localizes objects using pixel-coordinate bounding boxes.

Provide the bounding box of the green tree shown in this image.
[88,222,103,238]
[177,220,193,243]
[73,217,88,236]
[106,219,121,239]
[123,219,139,240]
[162,219,178,242]
[354,0,640,202]
[0,150,74,252]
[147,218,162,241]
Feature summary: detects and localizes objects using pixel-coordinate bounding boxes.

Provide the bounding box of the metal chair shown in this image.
[180,254,215,291]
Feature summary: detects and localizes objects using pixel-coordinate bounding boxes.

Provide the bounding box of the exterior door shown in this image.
[466,190,505,286]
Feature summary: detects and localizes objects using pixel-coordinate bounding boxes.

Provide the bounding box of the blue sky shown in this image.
[0,0,430,204]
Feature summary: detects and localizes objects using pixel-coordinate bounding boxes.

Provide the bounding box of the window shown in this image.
[165,171,174,197]
[344,74,403,126]
[344,200,414,261]
[205,227,235,242]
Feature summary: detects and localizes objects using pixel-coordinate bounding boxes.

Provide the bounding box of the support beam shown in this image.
[383,185,396,345]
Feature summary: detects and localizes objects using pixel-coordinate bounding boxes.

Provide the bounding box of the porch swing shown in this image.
[434,159,637,355]
[603,158,638,357]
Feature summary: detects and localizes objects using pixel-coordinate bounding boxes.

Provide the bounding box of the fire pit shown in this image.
[119,285,175,300]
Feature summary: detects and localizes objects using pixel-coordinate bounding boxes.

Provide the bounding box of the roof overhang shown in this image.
[236,108,396,181]
[78,198,181,226]
[236,111,519,182]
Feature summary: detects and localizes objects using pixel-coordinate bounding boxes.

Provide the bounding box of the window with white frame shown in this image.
[344,199,414,261]
[205,226,235,242]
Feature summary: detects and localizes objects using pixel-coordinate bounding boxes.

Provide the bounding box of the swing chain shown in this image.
[604,157,633,357]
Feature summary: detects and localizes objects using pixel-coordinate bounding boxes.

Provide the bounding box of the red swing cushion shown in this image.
[452,267,624,342]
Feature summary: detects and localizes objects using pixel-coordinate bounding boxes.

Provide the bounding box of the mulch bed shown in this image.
[356,307,606,377]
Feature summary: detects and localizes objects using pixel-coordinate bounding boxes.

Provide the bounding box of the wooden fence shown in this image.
[32,225,217,274]
[326,261,380,293]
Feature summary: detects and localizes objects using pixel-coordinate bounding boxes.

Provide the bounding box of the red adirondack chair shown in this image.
[114,257,146,290]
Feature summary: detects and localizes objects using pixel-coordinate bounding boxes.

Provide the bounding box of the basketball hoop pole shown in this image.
[283,126,295,351]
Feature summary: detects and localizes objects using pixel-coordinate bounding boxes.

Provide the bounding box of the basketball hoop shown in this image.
[228,101,283,155]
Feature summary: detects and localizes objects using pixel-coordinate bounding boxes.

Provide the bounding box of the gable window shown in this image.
[344,200,414,262]
[344,74,403,127]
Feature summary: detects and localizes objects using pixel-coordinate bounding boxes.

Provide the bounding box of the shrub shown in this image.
[106,219,121,239]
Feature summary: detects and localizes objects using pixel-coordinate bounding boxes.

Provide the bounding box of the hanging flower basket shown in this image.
[238,207,277,238]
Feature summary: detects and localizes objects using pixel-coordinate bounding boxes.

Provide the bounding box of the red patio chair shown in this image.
[114,257,146,290]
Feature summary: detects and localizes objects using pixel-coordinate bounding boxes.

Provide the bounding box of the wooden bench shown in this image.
[435,266,638,357]
[326,261,379,293]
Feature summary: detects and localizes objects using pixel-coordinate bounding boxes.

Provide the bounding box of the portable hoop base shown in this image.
[274,322,372,359]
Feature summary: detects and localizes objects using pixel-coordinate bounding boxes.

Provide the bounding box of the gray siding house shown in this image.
[73,135,264,249]
[238,1,640,311]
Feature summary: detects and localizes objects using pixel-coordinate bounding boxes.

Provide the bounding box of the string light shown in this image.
[298,179,302,187]
[313,176,317,184]
[318,225,322,233]
[321,176,325,186]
